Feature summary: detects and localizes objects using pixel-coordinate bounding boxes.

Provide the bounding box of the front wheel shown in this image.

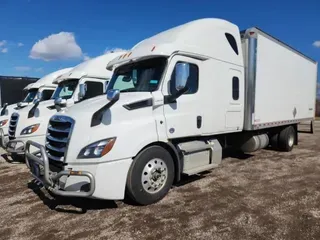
[126,146,174,205]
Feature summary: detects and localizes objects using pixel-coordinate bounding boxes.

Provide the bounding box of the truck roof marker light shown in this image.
[151,46,156,52]
[249,31,255,36]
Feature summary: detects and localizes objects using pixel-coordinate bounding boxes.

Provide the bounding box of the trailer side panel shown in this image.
[248,33,317,130]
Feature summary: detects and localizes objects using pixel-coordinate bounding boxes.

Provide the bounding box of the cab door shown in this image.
[162,55,203,139]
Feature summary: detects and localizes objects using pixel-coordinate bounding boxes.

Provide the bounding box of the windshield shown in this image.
[22,88,38,103]
[107,57,167,93]
[51,79,78,100]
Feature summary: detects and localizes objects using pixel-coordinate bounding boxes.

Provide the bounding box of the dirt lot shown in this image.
[1,123,320,240]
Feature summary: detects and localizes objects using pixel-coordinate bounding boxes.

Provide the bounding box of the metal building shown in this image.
[0,76,38,106]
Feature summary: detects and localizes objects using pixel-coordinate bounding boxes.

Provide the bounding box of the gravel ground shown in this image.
[0,122,320,240]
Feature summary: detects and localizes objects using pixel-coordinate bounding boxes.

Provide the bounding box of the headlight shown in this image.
[78,137,116,159]
[20,124,40,135]
[0,119,8,127]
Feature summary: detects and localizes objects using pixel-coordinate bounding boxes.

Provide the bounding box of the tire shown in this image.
[126,146,175,205]
[278,126,295,152]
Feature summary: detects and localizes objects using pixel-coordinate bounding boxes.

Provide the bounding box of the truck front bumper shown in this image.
[0,127,27,154]
[25,140,96,198]
[2,134,46,155]
[25,140,133,200]
[6,140,26,154]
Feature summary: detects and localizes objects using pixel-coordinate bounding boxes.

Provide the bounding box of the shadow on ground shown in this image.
[27,180,118,214]
[1,153,25,164]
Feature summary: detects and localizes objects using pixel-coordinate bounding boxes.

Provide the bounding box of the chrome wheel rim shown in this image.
[288,135,294,147]
[141,158,168,194]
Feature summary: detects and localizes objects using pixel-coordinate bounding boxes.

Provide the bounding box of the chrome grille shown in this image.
[8,113,19,140]
[46,116,74,162]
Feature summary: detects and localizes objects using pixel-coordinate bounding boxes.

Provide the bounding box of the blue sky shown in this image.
[0,0,319,80]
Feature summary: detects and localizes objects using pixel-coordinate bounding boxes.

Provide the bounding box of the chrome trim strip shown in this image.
[243,36,257,130]
[253,118,313,130]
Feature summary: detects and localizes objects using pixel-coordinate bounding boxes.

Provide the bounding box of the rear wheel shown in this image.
[278,126,296,152]
[126,146,174,205]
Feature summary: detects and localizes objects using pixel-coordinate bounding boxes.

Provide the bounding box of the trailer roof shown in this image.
[241,27,317,64]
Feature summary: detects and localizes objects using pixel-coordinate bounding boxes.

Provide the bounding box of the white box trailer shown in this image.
[25,18,318,206]
[241,28,317,131]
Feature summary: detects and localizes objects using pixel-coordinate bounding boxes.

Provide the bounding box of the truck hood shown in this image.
[53,92,158,162]
[13,99,57,138]
[0,103,16,120]
[14,99,55,115]
[63,92,153,118]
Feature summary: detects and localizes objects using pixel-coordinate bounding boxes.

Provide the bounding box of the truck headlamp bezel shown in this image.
[78,137,116,159]
[0,119,8,127]
[20,124,40,135]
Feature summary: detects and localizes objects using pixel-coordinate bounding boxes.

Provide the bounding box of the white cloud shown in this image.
[1,48,8,53]
[17,42,24,47]
[29,32,83,61]
[0,40,6,47]
[104,47,128,54]
[313,41,320,48]
[15,66,31,72]
[35,67,43,72]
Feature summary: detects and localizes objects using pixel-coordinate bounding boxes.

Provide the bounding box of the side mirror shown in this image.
[165,62,190,103]
[54,97,67,112]
[54,97,67,106]
[175,62,190,91]
[107,89,120,102]
[79,83,87,100]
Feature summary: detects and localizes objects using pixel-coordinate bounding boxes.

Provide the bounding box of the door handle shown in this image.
[197,116,202,129]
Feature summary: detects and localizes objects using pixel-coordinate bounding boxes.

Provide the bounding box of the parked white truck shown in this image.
[26,18,318,205]
[2,51,126,156]
[0,68,72,143]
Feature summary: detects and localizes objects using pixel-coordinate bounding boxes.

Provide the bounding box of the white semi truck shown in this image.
[2,51,126,156]
[0,68,72,143]
[26,18,318,205]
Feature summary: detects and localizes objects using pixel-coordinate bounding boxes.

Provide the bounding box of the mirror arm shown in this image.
[91,98,118,127]
[28,101,40,118]
[0,103,8,116]
[164,86,189,104]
